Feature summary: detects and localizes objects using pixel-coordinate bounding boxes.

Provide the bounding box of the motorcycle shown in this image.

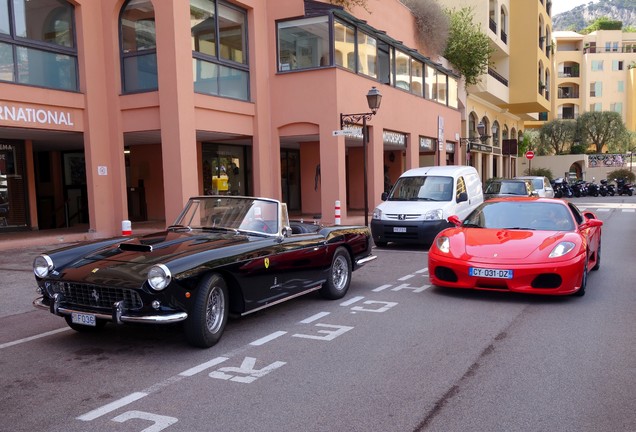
[615,177,634,196]
[599,179,609,197]
[552,177,573,198]
[572,180,588,198]
[586,178,600,197]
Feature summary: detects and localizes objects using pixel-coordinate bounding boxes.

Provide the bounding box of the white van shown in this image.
[371,165,483,247]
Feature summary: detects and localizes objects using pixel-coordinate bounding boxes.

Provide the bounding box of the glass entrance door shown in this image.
[281,149,300,212]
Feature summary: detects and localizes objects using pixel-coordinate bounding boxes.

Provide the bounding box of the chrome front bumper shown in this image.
[33,295,188,324]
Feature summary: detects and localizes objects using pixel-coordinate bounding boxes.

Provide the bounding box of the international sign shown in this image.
[525,151,535,160]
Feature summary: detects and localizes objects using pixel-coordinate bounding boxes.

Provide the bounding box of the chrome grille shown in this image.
[46,282,143,310]
[386,214,420,220]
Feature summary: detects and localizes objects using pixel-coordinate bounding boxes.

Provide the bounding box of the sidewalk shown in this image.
[0,211,370,252]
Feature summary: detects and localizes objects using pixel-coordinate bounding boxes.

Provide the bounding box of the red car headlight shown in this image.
[436,236,451,254]
[549,241,575,258]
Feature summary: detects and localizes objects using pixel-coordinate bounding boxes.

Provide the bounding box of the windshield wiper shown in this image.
[506,226,535,230]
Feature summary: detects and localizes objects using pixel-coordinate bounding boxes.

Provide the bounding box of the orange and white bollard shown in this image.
[335,200,341,225]
[122,220,132,236]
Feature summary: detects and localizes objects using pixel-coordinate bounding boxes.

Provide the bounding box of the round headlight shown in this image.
[147,264,172,291]
[33,255,54,278]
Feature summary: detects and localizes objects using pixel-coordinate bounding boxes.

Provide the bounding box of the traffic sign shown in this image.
[525,151,535,160]
[332,129,355,137]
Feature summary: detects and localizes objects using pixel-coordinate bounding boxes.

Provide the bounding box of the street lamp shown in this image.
[340,86,382,227]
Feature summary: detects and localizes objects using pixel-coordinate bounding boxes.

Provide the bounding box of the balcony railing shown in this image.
[488,68,509,86]
[558,89,579,99]
[558,71,580,78]
[489,18,497,34]
[501,30,507,44]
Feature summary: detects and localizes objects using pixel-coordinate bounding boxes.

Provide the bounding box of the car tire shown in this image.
[592,240,601,271]
[64,316,107,332]
[184,273,229,348]
[573,256,588,297]
[319,247,352,300]
[374,239,388,248]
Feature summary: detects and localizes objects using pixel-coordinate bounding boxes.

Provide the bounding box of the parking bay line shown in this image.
[0,327,70,350]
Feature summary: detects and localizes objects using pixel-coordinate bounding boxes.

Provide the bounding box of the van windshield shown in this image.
[388,176,453,201]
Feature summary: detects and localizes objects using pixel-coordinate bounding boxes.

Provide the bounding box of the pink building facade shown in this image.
[0,0,461,238]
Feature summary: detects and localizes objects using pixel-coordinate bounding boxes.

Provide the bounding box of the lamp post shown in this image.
[340,86,382,227]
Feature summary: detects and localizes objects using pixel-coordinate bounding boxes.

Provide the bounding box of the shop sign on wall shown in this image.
[0,101,79,129]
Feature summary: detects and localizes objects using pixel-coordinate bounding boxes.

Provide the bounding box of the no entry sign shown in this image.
[525,151,535,160]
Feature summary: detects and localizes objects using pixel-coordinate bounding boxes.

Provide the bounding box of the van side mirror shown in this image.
[381,192,388,201]
[457,192,468,203]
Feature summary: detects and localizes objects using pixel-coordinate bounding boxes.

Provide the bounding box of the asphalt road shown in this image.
[1,195,635,432]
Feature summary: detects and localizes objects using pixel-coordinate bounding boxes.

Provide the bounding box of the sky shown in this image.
[551,0,599,16]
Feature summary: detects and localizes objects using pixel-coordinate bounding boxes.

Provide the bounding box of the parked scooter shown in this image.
[599,179,610,197]
[615,177,634,196]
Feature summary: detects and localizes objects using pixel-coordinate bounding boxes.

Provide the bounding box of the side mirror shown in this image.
[282,226,292,237]
[447,215,462,226]
[531,191,539,197]
[381,192,388,201]
[580,218,603,230]
[457,192,468,203]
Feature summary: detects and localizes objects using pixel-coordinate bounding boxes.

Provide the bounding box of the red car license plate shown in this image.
[469,267,513,279]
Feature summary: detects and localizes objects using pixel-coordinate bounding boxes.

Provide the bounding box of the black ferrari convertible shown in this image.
[33,196,376,347]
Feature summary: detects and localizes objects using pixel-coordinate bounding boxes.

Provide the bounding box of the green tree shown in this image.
[538,120,576,155]
[576,111,628,153]
[443,7,494,87]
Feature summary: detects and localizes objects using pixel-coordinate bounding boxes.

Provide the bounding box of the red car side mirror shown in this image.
[448,215,462,226]
[580,218,603,230]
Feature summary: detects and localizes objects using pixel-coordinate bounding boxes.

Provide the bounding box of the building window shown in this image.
[334,19,355,71]
[120,0,157,93]
[357,32,377,78]
[610,102,622,114]
[192,0,249,101]
[394,50,410,92]
[612,60,623,71]
[278,16,329,72]
[589,102,601,112]
[591,60,603,71]
[618,80,624,92]
[590,82,602,97]
[411,59,423,97]
[0,0,77,91]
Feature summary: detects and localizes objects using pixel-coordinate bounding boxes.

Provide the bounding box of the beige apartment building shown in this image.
[551,29,636,131]
[436,0,552,182]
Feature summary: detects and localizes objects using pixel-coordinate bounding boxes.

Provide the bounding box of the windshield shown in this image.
[388,176,453,201]
[463,201,575,231]
[485,181,528,195]
[173,197,280,235]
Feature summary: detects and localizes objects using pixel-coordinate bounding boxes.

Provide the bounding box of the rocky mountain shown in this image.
[552,0,636,32]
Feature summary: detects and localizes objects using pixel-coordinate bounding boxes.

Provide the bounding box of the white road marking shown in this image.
[415,268,428,274]
[398,274,415,281]
[623,209,635,212]
[77,392,148,421]
[179,357,229,377]
[0,327,70,350]
[300,312,330,324]
[340,296,364,306]
[372,284,392,292]
[250,331,287,346]
[595,208,610,212]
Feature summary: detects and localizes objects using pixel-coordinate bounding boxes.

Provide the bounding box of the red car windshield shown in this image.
[463,201,575,231]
